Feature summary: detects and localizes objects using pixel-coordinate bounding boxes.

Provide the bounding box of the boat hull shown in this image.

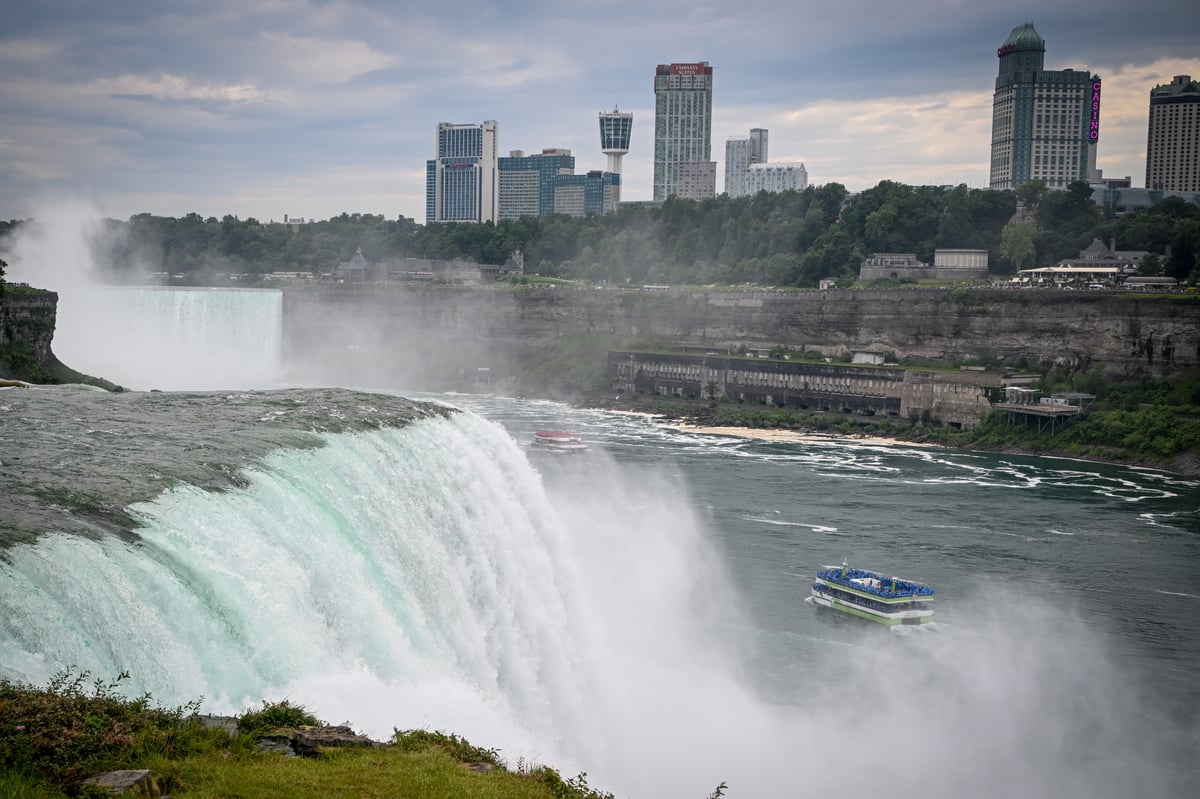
[530,432,587,453]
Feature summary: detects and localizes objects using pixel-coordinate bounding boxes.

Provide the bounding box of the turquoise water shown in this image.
[1,284,1197,797]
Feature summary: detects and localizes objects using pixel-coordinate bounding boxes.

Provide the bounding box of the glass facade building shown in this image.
[497,150,619,219]
[554,171,620,217]
[653,62,715,202]
[426,121,498,224]
[989,24,1100,190]
[498,149,576,221]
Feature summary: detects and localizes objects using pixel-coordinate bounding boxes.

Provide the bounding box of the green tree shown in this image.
[1000,219,1039,271]
[1139,253,1163,276]
[1015,179,1049,215]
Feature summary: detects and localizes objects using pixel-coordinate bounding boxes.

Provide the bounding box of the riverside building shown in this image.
[989,23,1101,190]
[1146,75,1200,192]
[653,62,715,201]
[425,121,499,224]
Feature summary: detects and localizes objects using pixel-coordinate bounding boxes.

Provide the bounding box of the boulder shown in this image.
[80,769,166,797]
[290,725,380,757]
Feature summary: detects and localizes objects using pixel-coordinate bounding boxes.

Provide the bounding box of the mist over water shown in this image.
[2,202,285,390]
[2,227,1197,796]
[54,286,285,390]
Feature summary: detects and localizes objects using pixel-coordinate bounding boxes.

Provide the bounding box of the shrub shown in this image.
[235,699,323,735]
[0,670,202,789]
[389,729,502,768]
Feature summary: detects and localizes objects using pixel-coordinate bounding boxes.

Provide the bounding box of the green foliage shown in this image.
[390,729,503,767]
[515,332,634,398]
[235,699,323,735]
[526,767,616,799]
[0,670,208,790]
[18,180,1198,294]
[1000,219,1038,272]
[1032,181,1103,264]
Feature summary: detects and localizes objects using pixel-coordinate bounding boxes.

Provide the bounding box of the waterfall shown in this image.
[0,409,753,794]
[52,286,284,391]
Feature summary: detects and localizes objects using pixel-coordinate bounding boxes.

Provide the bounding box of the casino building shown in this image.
[989,23,1101,190]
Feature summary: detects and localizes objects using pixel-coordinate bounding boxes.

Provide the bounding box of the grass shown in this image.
[157,747,598,799]
[0,671,627,799]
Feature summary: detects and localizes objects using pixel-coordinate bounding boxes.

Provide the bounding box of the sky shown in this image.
[1,0,1196,226]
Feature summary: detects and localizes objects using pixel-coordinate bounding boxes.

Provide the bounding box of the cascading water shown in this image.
[0,405,757,794]
[51,286,285,391]
[2,394,1188,798]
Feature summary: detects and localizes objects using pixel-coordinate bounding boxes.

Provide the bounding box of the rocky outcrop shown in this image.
[253,724,381,758]
[0,287,121,388]
[80,769,166,797]
[0,288,61,378]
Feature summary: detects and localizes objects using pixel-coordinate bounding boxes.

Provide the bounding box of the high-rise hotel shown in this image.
[425,121,499,224]
[1146,75,1200,192]
[989,23,1101,190]
[724,129,767,198]
[653,62,715,202]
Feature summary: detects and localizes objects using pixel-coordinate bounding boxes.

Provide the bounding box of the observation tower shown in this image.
[599,107,633,175]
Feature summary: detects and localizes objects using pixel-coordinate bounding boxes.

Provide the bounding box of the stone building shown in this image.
[858,250,989,282]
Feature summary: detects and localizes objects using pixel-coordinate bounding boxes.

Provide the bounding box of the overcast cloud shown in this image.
[1,0,1196,224]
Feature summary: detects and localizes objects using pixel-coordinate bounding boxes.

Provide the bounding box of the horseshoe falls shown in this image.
[51,286,284,391]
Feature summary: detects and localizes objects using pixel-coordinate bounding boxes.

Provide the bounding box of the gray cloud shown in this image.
[0,0,1196,222]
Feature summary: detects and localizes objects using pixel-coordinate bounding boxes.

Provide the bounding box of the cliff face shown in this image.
[282,286,1200,386]
[0,288,62,380]
[6,284,1195,389]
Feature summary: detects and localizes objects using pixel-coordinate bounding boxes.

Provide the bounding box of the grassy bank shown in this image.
[0,672,635,799]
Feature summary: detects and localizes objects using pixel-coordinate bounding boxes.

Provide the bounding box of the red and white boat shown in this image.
[530,431,588,453]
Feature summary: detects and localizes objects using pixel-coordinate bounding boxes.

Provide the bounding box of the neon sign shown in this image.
[997,44,1015,57]
[1088,80,1102,141]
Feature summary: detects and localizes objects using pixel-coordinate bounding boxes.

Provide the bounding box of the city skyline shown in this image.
[0,1,1197,225]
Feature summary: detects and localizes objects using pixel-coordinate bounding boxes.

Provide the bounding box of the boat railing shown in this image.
[817,567,934,598]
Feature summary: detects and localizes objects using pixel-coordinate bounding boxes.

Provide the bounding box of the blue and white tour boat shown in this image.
[811,562,935,625]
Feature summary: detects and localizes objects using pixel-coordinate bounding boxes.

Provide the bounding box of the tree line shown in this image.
[2,180,1198,288]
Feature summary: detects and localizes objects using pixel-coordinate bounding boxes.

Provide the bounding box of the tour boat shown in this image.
[530,431,588,453]
[811,562,934,625]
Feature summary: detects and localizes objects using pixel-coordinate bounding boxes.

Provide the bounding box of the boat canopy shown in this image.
[817,566,934,599]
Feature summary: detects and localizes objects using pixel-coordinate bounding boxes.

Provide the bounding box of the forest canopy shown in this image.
[2,180,1198,288]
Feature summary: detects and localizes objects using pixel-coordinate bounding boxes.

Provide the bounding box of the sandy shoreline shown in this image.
[598,408,919,447]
